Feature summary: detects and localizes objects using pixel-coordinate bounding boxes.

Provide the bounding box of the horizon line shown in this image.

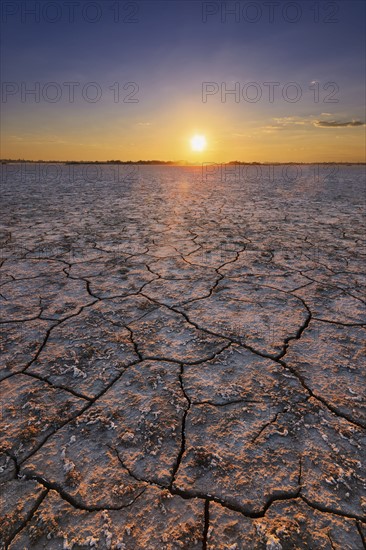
[2,159,366,166]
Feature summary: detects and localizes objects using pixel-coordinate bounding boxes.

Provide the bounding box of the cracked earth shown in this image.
[0,165,365,549]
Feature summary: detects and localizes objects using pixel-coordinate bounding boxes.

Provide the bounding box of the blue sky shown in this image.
[1,0,365,161]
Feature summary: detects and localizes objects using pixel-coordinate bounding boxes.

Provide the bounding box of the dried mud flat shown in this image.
[0,165,365,549]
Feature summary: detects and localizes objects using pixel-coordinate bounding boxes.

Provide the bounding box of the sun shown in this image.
[190,134,207,152]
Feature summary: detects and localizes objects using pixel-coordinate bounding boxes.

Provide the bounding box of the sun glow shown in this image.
[190,134,207,152]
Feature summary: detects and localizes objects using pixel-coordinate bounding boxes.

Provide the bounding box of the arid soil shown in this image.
[0,165,365,549]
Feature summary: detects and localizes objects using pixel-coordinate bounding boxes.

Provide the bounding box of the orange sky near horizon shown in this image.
[2,109,365,163]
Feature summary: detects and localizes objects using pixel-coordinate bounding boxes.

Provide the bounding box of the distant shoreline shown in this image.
[1,160,365,166]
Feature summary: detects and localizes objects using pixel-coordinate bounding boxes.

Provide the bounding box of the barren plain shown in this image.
[0,164,365,549]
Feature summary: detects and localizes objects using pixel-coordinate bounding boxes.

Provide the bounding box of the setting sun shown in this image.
[190,135,207,152]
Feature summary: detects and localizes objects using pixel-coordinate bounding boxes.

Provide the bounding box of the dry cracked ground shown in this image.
[0,164,365,549]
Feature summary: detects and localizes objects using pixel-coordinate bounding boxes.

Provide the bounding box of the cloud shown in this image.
[258,117,308,133]
[314,120,365,128]
[261,125,283,133]
[272,117,306,126]
[7,134,66,144]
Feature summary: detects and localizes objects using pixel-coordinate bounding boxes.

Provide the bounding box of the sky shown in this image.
[1,0,365,162]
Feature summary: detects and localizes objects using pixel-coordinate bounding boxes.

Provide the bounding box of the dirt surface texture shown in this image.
[0,165,365,549]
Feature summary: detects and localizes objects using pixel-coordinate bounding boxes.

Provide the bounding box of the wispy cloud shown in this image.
[259,117,308,133]
[314,120,365,128]
[7,134,66,144]
[272,117,307,126]
[261,125,283,134]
